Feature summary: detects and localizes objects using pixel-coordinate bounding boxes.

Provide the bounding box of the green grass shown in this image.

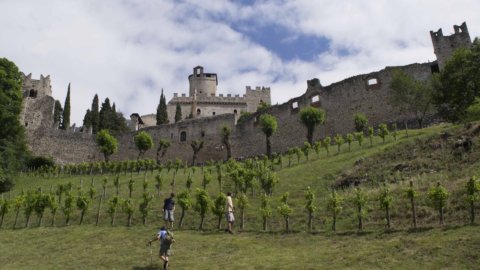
[1,124,480,269]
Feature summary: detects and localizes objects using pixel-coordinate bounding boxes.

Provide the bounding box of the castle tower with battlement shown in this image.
[138,66,271,125]
[430,22,472,70]
[19,73,55,130]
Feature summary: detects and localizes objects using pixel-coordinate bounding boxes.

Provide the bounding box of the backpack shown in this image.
[162,231,174,246]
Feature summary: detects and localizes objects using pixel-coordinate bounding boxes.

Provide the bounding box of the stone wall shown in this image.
[20,96,55,130]
[430,22,472,69]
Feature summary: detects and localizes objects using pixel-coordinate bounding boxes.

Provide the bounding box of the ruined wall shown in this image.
[430,22,472,69]
[246,86,271,112]
[20,96,55,130]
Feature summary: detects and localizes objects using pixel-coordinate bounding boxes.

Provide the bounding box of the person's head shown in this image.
[227,192,232,196]
[160,226,166,231]
[170,193,175,198]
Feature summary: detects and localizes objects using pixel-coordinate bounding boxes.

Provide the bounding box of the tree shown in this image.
[390,69,434,127]
[122,198,135,226]
[61,83,71,130]
[90,94,100,133]
[378,124,389,143]
[139,192,153,225]
[53,100,63,128]
[305,186,316,232]
[156,139,171,165]
[391,123,398,141]
[0,58,28,172]
[346,133,354,152]
[236,193,249,230]
[322,136,331,156]
[259,114,278,159]
[12,193,25,228]
[334,134,344,153]
[221,125,232,159]
[260,193,272,231]
[82,109,91,131]
[76,191,90,225]
[428,182,449,225]
[107,196,120,226]
[353,188,367,231]
[62,192,74,225]
[174,103,182,123]
[327,190,342,232]
[96,130,119,162]
[194,188,212,230]
[177,190,192,228]
[313,141,321,159]
[155,174,164,196]
[379,184,393,229]
[134,131,153,160]
[23,191,36,227]
[190,140,204,166]
[354,113,368,132]
[212,193,227,229]
[368,127,374,146]
[466,176,480,224]
[405,181,417,229]
[99,98,113,131]
[0,198,10,228]
[302,142,311,161]
[278,192,293,232]
[354,132,364,147]
[433,39,480,122]
[299,106,326,145]
[156,89,169,125]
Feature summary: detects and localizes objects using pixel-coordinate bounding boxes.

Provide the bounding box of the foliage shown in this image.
[428,182,450,211]
[433,39,480,122]
[299,106,326,144]
[96,97,129,133]
[237,112,252,124]
[156,89,169,125]
[0,57,28,172]
[139,192,153,225]
[53,100,63,127]
[62,192,74,225]
[26,156,55,170]
[260,193,272,231]
[134,131,153,159]
[0,171,14,194]
[302,142,311,161]
[390,69,434,127]
[61,84,71,129]
[107,196,120,225]
[346,133,354,151]
[368,127,374,146]
[190,140,204,166]
[378,123,389,143]
[122,198,135,226]
[96,129,119,162]
[327,190,342,231]
[76,191,90,224]
[259,114,278,158]
[277,192,292,231]
[156,139,171,164]
[322,136,331,155]
[221,125,232,159]
[257,163,278,195]
[194,188,212,230]
[354,113,368,132]
[464,97,480,122]
[90,94,100,133]
[354,132,364,147]
[212,193,227,228]
[174,103,182,123]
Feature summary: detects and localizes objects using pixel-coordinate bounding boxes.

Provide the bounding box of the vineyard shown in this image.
[1,123,480,269]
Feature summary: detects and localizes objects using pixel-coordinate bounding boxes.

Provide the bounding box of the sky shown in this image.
[1,0,479,126]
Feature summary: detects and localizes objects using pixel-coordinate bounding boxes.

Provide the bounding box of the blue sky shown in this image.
[1,0,479,125]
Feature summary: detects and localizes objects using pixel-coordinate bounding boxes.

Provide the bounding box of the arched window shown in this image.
[180,131,187,142]
[197,108,201,116]
[29,89,37,98]
[212,112,216,115]
[234,109,238,115]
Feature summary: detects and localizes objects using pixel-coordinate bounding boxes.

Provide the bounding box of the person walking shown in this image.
[163,193,175,229]
[148,226,175,269]
[225,192,235,234]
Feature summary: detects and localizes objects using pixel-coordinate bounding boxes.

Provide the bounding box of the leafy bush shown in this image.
[26,156,55,170]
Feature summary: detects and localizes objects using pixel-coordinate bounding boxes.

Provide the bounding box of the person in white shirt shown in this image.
[225,192,235,234]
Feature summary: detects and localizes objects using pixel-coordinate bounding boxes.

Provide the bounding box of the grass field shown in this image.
[1,124,480,269]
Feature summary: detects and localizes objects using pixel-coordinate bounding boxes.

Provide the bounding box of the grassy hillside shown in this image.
[1,123,480,269]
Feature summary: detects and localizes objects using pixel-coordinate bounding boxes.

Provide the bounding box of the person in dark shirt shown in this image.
[163,193,175,229]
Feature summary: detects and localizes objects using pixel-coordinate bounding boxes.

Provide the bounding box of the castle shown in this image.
[133,66,271,128]
[20,22,473,164]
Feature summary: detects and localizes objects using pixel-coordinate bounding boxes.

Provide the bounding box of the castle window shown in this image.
[201,131,205,137]
[29,89,37,98]
[213,112,216,115]
[234,109,238,115]
[292,102,299,109]
[311,95,320,103]
[367,78,378,86]
[25,122,28,127]
[180,131,187,142]
[197,108,201,115]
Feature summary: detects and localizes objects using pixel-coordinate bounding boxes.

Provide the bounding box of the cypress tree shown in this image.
[91,94,100,133]
[53,100,63,128]
[156,89,169,125]
[82,109,92,131]
[99,98,113,131]
[175,103,182,123]
[61,83,71,130]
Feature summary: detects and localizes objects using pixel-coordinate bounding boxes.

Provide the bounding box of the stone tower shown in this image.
[430,22,472,70]
[188,66,217,97]
[20,73,55,130]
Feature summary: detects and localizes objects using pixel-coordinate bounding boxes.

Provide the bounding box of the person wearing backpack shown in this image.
[163,193,175,229]
[148,226,175,269]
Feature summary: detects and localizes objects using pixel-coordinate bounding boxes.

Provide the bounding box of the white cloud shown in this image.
[0,0,479,125]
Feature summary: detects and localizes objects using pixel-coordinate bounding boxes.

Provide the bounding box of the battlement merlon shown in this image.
[21,72,53,98]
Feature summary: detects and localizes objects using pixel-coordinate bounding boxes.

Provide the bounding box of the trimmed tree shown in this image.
[353,188,367,231]
[61,83,71,130]
[378,123,389,143]
[134,131,153,160]
[322,136,331,156]
[428,182,449,225]
[122,198,135,226]
[156,139,171,165]
[334,134,344,153]
[156,89,169,125]
[302,142,311,161]
[259,114,278,159]
[194,188,212,230]
[278,192,293,232]
[466,176,480,224]
[221,125,232,159]
[190,140,204,166]
[354,132,364,147]
[305,186,316,232]
[107,196,120,226]
[96,129,118,162]
[354,113,368,132]
[139,192,153,225]
[346,133,354,152]
[177,190,192,228]
[212,193,227,229]
[236,193,249,230]
[76,192,90,225]
[327,190,342,232]
[368,127,374,146]
[260,193,272,231]
[405,181,417,229]
[299,106,326,145]
[379,183,393,229]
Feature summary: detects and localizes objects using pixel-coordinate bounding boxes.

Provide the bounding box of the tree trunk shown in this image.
[358,205,363,231]
[13,209,20,229]
[65,215,70,226]
[240,209,245,230]
[263,217,267,231]
[192,153,197,167]
[25,214,31,228]
[439,207,444,225]
[96,196,102,226]
[0,213,4,228]
[199,215,204,230]
[308,211,313,232]
[307,128,314,145]
[51,211,56,226]
[156,149,161,165]
[217,215,222,230]
[38,213,43,227]
[410,196,417,229]
[179,208,185,228]
[143,216,146,225]
[404,120,409,138]
[79,211,85,225]
[470,200,475,225]
[266,136,272,159]
[386,205,391,229]
[111,211,116,226]
[128,214,132,227]
[332,211,336,232]
[285,217,289,232]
